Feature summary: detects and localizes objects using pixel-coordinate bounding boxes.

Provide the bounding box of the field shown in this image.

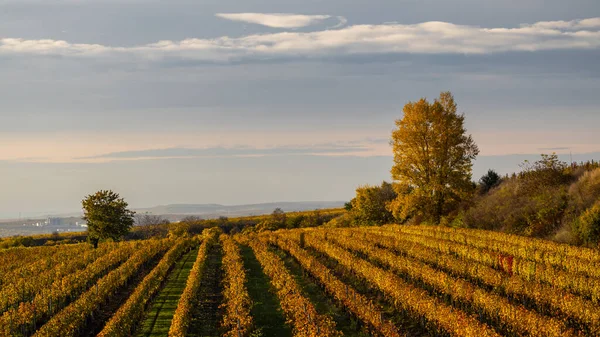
[1,225,599,337]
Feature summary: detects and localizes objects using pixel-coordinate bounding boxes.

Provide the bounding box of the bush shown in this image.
[463,178,521,232]
[202,226,223,238]
[569,168,600,212]
[573,202,600,246]
[552,226,577,244]
[324,213,356,228]
[524,187,569,237]
[5,236,35,248]
[519,153,571,190]
[286,215,306,229]
[256,218,283,232]
[350,181,396,226]
[463,176,569,237]
[449,212,467,228]
[168,222,191,238]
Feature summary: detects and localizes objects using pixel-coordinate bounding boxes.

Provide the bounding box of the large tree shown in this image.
[388,92,479,223]
[82,190,135,247]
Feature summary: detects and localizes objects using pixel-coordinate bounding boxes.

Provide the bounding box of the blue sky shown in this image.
[1,0,599,217]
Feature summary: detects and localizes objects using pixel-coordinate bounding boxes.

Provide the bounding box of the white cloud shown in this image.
[524,17,600,30]
[215,13,333,28]
[0,38,109,56]
[1,17,599,62]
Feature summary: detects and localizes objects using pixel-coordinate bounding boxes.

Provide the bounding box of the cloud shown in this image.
[215,13,335,28]
[537,147,571,151]
[1,17,599,62]
[524,18,600,30]
[78,144,372,161]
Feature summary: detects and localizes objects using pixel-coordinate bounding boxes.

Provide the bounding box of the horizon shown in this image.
[1,200,347,220]
[1,0,599,219]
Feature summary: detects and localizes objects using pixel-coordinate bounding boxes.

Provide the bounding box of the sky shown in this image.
[1,0,599,218]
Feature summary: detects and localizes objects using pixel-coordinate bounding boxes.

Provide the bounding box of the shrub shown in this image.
[463,178,522,232]
[350,181,396,225]
[256,218,283,232]
[523,186,569,237]
[324,213,356,228]
[519,153,571,191]
[569,168,600,212]
[202,226,223,238]
[552,225,577,244]
[168,222,191,238]
[286,215,305,229]
[4,236,36,247]
[463,176,569,237]
[573,202,600,246]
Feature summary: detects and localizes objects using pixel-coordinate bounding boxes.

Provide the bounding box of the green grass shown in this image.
[136,247,200,337]
[239,244,292,337]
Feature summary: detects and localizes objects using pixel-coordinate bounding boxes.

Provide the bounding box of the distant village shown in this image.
[24,216,87,229]
[0,216,87,237]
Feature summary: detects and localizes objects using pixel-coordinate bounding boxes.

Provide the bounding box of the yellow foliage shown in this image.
[389,92,478,223]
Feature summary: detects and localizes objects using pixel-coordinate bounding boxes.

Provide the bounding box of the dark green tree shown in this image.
[82,190,135,248]
[479,169,502,194]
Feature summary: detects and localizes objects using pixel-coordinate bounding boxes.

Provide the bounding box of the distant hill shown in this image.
[134,201,345,219]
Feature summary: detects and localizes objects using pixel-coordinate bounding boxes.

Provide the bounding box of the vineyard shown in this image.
[1,225,599,336]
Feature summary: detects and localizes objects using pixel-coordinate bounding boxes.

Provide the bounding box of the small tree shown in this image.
[351,181,397,225]
[82,190,135,248]
[272,208,287,227]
